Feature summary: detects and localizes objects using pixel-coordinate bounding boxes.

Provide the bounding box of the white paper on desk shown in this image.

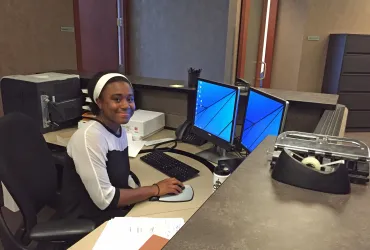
[93,217,185,250]
[127,133,145,158]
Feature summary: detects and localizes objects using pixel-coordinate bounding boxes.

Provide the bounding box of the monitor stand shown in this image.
[196,145,238,164]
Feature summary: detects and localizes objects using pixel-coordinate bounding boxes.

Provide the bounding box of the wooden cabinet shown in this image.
[322,34,370,131]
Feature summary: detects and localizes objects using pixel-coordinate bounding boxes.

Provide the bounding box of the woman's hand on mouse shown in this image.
[155,178,184,196]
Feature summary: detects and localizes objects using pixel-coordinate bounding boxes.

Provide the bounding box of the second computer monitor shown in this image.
[241,88,289,153]
[193,78,240,151]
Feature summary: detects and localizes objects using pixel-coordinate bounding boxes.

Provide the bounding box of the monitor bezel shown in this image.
[240,87,289,154]
[192,78,240,151]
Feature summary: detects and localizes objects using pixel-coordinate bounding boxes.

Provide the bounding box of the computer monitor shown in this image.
[193,78,240,163]
[240,88,289,153]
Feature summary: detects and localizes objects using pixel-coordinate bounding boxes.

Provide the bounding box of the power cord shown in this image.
[232,136,248,158]
[152,139,178,152]
[48,102,64,127]
[235,151,244,158]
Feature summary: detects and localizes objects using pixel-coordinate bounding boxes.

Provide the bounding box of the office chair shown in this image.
[0,113,95,250]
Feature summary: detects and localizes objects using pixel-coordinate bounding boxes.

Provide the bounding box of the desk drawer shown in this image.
[342,55,370,73]
[345,35,370,54]
[347,111,370,128]
[339,93,370,110]
[339,75,370,92]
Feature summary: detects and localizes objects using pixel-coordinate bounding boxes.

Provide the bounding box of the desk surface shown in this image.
[164,136,370,250]
[44,129,214,249]
[254,87,338,106]
[126,136,214,217]
[68,208,198,250]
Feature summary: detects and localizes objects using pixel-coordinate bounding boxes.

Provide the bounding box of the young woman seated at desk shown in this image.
[60,72,184,226]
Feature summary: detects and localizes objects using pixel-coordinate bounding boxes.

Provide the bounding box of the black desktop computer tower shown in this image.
[0,72,83,133]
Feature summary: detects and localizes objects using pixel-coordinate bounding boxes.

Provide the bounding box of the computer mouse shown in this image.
[159,185,194,202]
[149,196,159,201]
[148,185,193,202]
[167,185,185,195]
[148,185,184,200]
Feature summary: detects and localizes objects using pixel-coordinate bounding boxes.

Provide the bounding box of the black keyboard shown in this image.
[140,151,200,182]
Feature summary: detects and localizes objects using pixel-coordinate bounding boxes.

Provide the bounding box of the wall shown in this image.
[128,0,230,83]
[271,0,370,92]
[270,0,308,91]
[0,0,77,115]
[298,0,370,92]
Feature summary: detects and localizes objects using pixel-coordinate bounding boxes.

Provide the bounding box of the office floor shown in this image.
[0,131,368,249]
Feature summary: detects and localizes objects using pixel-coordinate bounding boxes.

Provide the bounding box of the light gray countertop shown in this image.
[164,136,369,250]
[253,87,338,106]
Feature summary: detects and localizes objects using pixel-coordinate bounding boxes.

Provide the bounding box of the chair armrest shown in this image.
[29,219,95,242]
[51,151,69,166]
[130,171,141,187]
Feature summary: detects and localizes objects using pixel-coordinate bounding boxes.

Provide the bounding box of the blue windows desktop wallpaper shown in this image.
[194,80,238,143]
[241,90,284,152]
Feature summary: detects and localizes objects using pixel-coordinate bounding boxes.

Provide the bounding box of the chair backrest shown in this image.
[0,113,57,234]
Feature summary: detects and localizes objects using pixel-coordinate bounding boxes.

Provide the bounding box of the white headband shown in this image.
[93,73,132,103]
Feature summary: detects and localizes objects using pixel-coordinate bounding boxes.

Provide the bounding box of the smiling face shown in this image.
[96,81,135,131]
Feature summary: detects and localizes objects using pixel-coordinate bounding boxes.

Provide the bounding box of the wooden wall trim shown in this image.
[236,0,251,79]
[254,0,278,88]
[254,0,268,87]
[123,0,130,74]
[73,0,83,71]
[264,0,279,88]
[73,0,127,73]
